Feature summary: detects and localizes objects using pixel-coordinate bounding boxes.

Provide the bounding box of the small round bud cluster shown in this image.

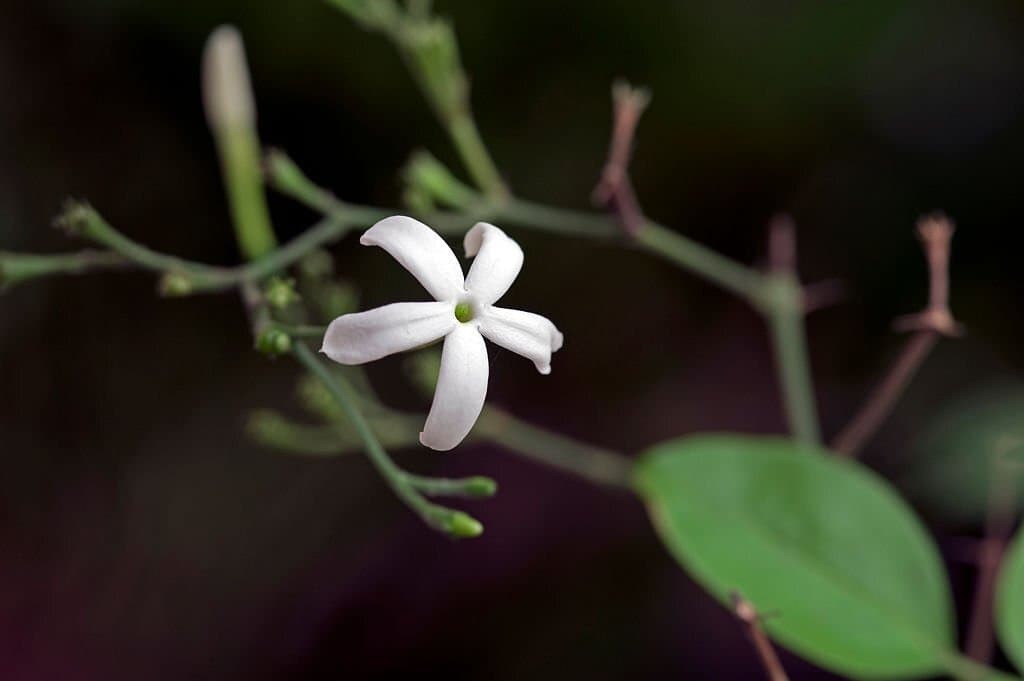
[256,328,292,356]
[264,277,301,310]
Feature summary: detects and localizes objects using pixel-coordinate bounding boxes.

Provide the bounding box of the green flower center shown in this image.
[454,301,474,323]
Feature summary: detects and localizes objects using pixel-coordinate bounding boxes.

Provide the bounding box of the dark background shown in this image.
[2,1,1023,679]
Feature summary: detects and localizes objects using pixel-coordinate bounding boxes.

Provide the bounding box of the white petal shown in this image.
[419,325,489,451]
[463,222,524,305]
[361,216,465,302]
[477,306,563,374]
[321,301,456,365]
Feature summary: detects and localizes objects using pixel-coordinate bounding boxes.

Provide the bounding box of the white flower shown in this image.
[321,216,563,451]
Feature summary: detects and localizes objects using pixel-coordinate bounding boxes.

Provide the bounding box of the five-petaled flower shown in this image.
[321,216,563,451]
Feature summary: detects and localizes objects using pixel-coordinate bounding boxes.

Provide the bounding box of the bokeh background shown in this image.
[3,1,1024,678]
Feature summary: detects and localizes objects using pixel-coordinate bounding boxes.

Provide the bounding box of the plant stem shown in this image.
[291,342,481,536]
[832,331,938,457]
[765,274,821,445]
[475,405,633,489]
[447,111,507,198]
[0,250,129,289]
[635,221,766,301]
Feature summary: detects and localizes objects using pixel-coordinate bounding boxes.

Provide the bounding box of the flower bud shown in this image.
[202,26,255,131]
[402,150,476,209]
[159,271,194,297]
[264,276,301,310]
[462,476,498,498]
[447,511,484,538]
[256,327,292,356]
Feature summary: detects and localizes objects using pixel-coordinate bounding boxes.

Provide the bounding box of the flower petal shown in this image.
[477,306,563,374]
[419,325,489,451]
[321,301,456,365]
[361,215,465,302]
[463,222,523,305]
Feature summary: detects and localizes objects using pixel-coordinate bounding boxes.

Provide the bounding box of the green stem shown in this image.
[636,222,766,302]
[55,203,367,294]
[0,250,129,290]
[764,274,821,445]
[216,126,278,259]
[291,342,483,537]
[476,405,633,489]
[447,111,507,198]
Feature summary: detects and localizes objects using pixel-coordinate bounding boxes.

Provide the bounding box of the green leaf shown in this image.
[997,531,1024,673]
[634,435,954,680]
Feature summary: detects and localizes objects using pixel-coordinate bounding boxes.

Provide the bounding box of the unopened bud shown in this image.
[264,277,301,310]
[202,26,256,130]
[402,150,476,209]
[447,511,484,538]
[462,476,498,498]
[159,271,194,297]
[256,327,292,356]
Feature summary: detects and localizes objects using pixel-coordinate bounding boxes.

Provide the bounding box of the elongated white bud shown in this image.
[201,25,255,130]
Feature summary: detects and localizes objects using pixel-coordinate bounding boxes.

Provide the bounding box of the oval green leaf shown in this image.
[997,530,1024,673]
[634,435,954,680]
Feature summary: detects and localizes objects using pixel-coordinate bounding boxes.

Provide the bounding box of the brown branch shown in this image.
[592,80,650,238]
[833,213,962,458]
[965,440,1023,663]
[731,592,790,681]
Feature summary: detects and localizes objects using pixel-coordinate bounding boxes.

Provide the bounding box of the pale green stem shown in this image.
[215,125,278,259]
[475,405,633,489]
[291,342,482,537]
[764,274,820,445]
[0,250,128,289]
[446,111,507,198]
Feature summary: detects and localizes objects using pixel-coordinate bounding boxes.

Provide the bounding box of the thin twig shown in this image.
[965,441,1023,663]
[833,214,961,458]
[731,592,790,681]
[593,80,651,238]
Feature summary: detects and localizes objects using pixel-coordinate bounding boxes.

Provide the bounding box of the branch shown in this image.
[966,440,1023,663]
[833,214,962,458]
[730,592,790,681]
[52,200,378,295]
[475,405,633,489]
[593,80,650,238]
[290,342,487,538]
[0,250,130,291]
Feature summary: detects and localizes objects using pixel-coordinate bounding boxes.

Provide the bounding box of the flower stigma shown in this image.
[454,300,474,323]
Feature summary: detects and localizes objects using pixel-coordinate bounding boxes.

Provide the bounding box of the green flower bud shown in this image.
[265,276,301,310]
[447,511,484,538]
[463,476,498,498]
[402,150,477,209]
[256,328,292,356]
[159,271,194,297]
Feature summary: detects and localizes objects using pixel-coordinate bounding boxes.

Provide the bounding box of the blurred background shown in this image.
[2,0,1024,678]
